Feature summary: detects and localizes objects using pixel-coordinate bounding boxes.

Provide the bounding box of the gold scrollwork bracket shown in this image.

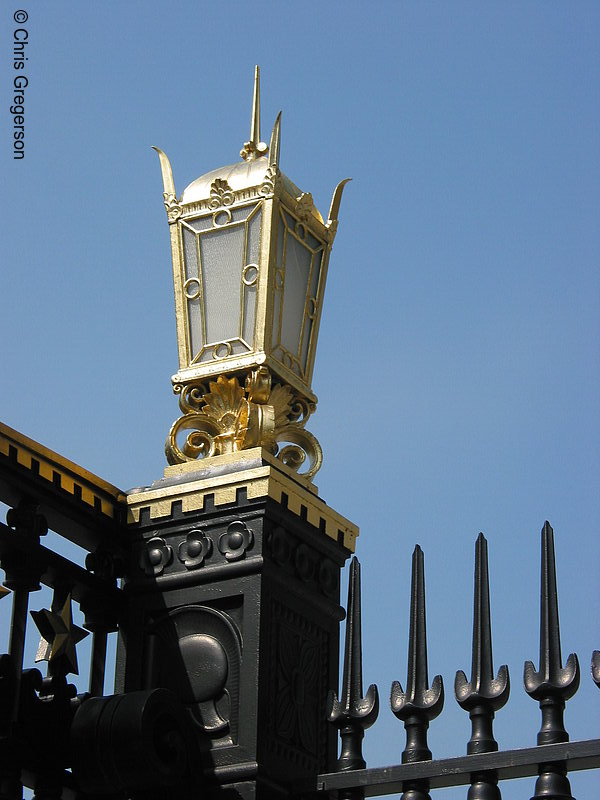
[166,368,321,482]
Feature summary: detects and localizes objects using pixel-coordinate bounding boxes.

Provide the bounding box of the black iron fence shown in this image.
[0,423,127,798]
[321,528,600,800]
[0,420,598,799]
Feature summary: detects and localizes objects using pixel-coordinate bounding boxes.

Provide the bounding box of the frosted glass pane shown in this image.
[242,285,256,345]
[182,228,199,281]
[241,210,260,347]
[185,216,213,233]
[200,228,244,344]
[188,297,203,360]
[309,250,322,302]
[300,250,322,371]
[280,233,311,356]
[247,210,261,263]
[300,318,312,372]
[182,227,205,362]
[305,230,320,251]
[230,205,254,223]
[271,221,285,350]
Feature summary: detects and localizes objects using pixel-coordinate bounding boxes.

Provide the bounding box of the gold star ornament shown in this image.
[30,593,88,675]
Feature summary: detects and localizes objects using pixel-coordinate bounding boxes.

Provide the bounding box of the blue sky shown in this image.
[2,2,599,797]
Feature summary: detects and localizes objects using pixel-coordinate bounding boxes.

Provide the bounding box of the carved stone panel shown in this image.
[265,599,329,774]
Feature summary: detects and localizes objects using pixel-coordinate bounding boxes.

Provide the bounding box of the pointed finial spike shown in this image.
[327,178,351,227]
[407,544,430,698]
[540,521,562,677]
[473,533,493,686]
[342,557,364,706]
[241,66,268,162]
[152,146,176,197]
[268,111,282,169]
[153,147,181,223]
[524,522,580,747]
[455,533,509,757]
[391,545,443,770]
[327,556,379,773]
[251,65,261,146]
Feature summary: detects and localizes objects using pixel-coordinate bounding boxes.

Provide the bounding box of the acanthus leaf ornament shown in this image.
[259,164,279,197]
[209,178,235,210]
[166,368,322,481]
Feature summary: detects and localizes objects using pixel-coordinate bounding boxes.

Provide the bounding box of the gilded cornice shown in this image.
[126,448,358,553]
[0,421,125,521]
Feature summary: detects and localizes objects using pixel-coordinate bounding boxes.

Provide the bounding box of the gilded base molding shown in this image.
[166,368,323,482]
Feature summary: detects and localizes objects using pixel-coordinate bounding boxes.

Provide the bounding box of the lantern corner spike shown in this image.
[154,67,349,485]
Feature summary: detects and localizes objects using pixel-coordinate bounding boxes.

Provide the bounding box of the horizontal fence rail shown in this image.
[313,738,600,795]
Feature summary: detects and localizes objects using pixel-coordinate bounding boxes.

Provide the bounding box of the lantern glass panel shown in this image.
[281,232,311,353]
[242,210,261,344]
[180,203,261,365]
[199,226,245,344]
[299,248,322,371]
[272,209,325,379]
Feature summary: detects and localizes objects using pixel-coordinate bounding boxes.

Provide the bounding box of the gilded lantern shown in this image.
[154,68,348,480]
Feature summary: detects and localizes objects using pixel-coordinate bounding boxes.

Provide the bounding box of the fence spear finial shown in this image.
[455,533,509,800]
[524,521,579,737]
[391,546,443,800]
[328,557,379,778]
[455,533,509,753]
[524,521,580,800]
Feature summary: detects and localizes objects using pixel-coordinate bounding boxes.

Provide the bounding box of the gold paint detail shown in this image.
[166,368,321,482]
[126,449,358,552]
[209,178,235,210]
[0,421,125,520]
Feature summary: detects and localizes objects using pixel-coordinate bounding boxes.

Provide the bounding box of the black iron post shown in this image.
[116,456,355,800]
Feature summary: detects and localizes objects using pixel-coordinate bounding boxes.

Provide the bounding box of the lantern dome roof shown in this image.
[154,67,349,232]
[180,157,322,222]
[179,67,323,224]
[181,158,273,204]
